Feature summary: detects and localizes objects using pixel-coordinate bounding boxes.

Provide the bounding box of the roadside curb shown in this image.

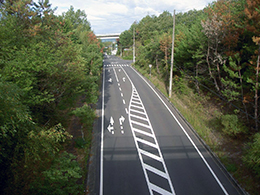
[86,71,103,195]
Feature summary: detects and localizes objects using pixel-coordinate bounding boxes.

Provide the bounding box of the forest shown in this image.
[0,0,103,194]
[118,0,260,193]
[1,0,260,194]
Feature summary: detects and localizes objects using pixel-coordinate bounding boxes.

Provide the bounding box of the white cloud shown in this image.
[85,1,128,17]
[133,6,160,17]
[50,0,215,34]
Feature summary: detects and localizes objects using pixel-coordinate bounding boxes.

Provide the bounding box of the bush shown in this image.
[220,114,246,136]
[243,133,260,178]
[75,137,87,148]
[122,55,133,60]
[71,104,96,128]
[172,74,189,95]
[29,152,83,195]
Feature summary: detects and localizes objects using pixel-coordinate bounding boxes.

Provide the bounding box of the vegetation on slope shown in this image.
[119,0,260,194]
[0,1,103,194]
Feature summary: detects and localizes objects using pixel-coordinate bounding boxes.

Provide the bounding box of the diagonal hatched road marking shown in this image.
[129,87,175,195]
[121,64,176,195]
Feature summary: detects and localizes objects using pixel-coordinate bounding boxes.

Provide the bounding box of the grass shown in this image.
[122,55,133,60]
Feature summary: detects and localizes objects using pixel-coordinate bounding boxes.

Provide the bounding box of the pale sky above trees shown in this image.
[51,0,215,34]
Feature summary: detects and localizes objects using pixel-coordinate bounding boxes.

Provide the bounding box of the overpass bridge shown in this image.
[96,33,120,43]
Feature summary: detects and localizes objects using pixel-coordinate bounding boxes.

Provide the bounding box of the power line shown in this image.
[174,64,258,122]
[175,64,256,108]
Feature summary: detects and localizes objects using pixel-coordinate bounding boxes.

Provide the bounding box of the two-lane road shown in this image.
[97,55,243,195]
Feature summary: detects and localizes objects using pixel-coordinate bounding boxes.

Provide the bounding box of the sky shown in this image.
[50,0,215,35]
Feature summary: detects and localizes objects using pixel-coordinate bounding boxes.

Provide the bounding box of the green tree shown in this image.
[0,1,103,194]
[0,79,30,194]
[62,6,90,30]
[29,152,83,195]
[243,133,260,177]
[244,0,260,130]
[159,33,172,69]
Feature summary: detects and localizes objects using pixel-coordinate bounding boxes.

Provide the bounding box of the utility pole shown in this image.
[133,26,136,63]
[169,10,175,98]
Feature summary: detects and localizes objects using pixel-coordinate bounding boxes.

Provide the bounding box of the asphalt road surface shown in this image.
[96,55,244,195]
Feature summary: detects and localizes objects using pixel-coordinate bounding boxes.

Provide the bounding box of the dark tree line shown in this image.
[0,0,103,194]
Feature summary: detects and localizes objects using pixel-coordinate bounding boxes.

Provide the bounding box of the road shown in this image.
[97,55,243,195]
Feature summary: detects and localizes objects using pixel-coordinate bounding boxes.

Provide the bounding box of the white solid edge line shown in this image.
[131,67,229,195]
[100,67,105,195]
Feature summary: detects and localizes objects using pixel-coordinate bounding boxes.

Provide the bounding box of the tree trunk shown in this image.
[254,44,260,131]
[216,62,223,89]
[238,68,249,123]
[215,39,223,90]
[195,62,200,95]
[207,41,220,92]
[156,54,160,74]
[165,47,168,69]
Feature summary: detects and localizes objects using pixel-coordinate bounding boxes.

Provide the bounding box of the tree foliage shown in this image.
[119,0,260,179]
[120,0,259,131]
[243,133,260,178]
[0,0,103,194]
